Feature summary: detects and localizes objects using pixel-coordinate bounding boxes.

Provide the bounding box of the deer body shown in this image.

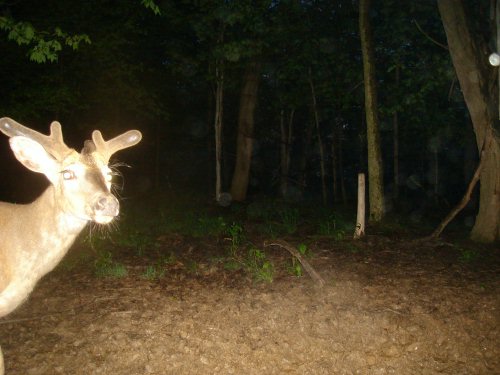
[0,186,87,317]
[0,118,141,374]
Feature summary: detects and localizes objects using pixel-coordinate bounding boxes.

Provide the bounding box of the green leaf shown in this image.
[141,0,161,15]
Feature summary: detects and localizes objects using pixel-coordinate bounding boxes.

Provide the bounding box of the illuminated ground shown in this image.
[0,235,498,374]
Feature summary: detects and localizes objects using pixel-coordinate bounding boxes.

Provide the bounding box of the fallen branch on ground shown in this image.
[264,239,325,288]
[424,133,491,241]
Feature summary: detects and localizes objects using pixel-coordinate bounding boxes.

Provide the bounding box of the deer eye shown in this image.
[62,170,76,180]
[105,172,113,183]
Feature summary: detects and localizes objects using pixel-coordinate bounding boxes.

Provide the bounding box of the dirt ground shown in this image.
[0,234,498,375]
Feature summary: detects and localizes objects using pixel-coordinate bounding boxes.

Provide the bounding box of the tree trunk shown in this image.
[331,121,338,203]
[359,0,385,222]
[298,118,314,197]
[155,122,161,189]
[230,61,261,202]
[393,65,400,201]
[464,121,478,211]
[308,68,327,205]
[433,150,439,202]
[438,0,500,242]
[338,122,347,204]
[332,118,347,204]
[214,59,224,202]
[354,173,366,239]
[280,108,294,199]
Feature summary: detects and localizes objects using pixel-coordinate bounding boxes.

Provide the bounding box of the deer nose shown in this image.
[93,194,120,217]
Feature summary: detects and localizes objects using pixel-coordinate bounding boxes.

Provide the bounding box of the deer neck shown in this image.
[31,185,89,250]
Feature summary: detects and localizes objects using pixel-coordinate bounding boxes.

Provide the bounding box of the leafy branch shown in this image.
[141,0,161,16]
[0,16,91,63]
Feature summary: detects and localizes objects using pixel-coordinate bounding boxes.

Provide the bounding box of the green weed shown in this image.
[223,259,242,271]
[226,222,244,256]
[245,247,274,283]
[58,247,93,272]
[287,259,303,277]
[318,214,349,239]
[458,247,479,263]
[94,250,128,278]
[246,199,275,221]
[287,243,311,277]
[191,215,227,237]
[185,260,199,274]
[142,264,165,280]
[345,242,361,253]
[279,208,300,234]
[297,243,310,256]
[159,251,177,266]
[256,222,280,238]
[141,252,176,280]
[116,230,152,256]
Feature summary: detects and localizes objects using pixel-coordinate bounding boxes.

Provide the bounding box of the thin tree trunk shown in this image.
[331,121,338,203]
[308,68,327,205]
[213,26,225,202]
[280,108,294,199]
[495,0,500,118]
[393,64,400,201]
[360,0,385,222]
[354,173,366,239]
[155,122,160,189]
[230,61,261,202]
[438,0,500,242]
[298,117,314,197]
[338,122,347,204]
[433,150,439,202]
[214,60,224,202]
[280,109,287,197]
[287,109,294,169]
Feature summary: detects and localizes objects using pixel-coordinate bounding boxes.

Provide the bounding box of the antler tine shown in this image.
[49,121,64,143]
[0,117,72,160]
[92,129,142,164]
[91,130,110,162]
[47,121,72,159]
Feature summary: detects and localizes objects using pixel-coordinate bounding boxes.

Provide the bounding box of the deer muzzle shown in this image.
[91,193,120,224]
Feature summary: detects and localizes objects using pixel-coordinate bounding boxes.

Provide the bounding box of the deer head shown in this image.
[0,117,142,225]
[0,118,142,373]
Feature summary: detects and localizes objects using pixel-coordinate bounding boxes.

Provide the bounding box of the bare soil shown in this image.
[0,234,498,375]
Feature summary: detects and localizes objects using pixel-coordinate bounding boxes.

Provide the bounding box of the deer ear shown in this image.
[9,136,58,175]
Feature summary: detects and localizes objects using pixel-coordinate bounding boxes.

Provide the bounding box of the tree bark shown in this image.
[308,68,327,205]
[230,61,261,202]
[280,108,294,199]
[298,117,314,197]
[354,173,366,239]
[393,64,400,201]
[359,0,385,222]
[438,0,500,242]
[214,59,224,202]
[331,121,338,203]
[338,123,347,204]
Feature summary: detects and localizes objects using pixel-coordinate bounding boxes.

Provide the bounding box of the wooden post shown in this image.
[354,173,366,239]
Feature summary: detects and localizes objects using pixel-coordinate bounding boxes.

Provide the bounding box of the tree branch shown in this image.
[425,132,492,240]
[264,239,325,288]
[413,19,448,50]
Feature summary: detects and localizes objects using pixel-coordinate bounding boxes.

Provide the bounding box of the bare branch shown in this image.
[413,19,448,50]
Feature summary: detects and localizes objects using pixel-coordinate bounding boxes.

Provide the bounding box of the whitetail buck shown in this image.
[0,117,141,374]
